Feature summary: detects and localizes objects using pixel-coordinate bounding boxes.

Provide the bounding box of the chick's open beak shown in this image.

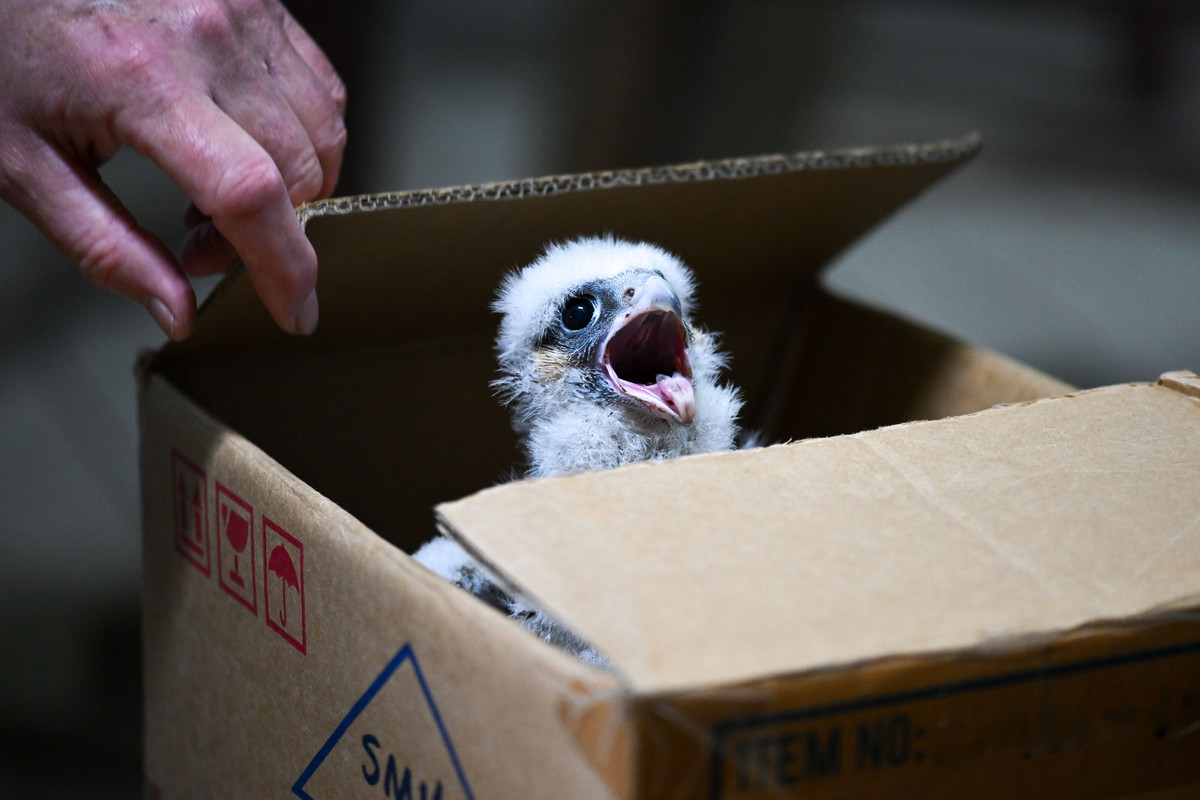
[600,275,696,424]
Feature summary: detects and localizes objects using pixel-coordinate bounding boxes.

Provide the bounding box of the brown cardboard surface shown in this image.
[140,135,1198,799]
[761,288,1072,438]
[437,377,1200,694]
[164,134,982,366]
[162,134,984,393]
[157,290,1068,554]
[151,133,1068,550]
[140,374,627,798]
[635,615,1200,799]
[157,336,512,551]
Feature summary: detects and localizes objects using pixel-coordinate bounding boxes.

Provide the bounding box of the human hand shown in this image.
[0,0,347,339]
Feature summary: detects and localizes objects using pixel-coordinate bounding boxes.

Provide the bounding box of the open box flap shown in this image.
[163,134,981,363]
[435,373,1200,694]
[151,133,1078,555]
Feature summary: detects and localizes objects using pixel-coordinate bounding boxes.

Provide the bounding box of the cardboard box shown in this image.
[139,133,1200,798]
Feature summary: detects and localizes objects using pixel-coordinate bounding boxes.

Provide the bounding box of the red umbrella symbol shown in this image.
[267,545,299,627]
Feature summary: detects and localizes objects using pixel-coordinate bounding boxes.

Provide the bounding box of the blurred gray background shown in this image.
[1,0,1197,795]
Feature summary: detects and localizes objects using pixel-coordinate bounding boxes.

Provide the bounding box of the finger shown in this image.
[183,201,207,230]
[180,218,239,277]
[117,95,319,335]
[207,58,328,206]
[268,50,347,200]
[280,7,348,115]
[4,136,197,339]
[279,8,348,199]
[181,201,238,276]
[247,7,348,200]
[181,202,238,276]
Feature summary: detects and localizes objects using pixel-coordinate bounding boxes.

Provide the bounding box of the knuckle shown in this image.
[76,230,128,291]
[186,1,238,47]
[321,114,349,158]
[327,73,349,114]
[0,135,43,203]
[286,150,324,202]
[86,34,161,92]
[75,33,184,127]
[209,156,287,220]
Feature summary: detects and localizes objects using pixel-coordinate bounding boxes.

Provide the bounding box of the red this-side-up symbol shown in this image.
[172,450,209,575]
[263,517,306,654]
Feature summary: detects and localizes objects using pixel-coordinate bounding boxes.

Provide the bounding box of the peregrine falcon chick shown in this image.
[494,235,742,476]
[416,236,744,666]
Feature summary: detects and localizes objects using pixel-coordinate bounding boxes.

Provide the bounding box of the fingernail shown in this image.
[295,289,319,335]
[146,298,179,340]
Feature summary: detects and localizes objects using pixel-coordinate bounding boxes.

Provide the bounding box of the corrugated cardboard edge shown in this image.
[1159,370,1200,402]
[295,133,983,222]
[172,133,983,363]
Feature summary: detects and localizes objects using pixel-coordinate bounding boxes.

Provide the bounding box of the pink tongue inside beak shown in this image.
[601,275,697,424]
[655,373,696,424]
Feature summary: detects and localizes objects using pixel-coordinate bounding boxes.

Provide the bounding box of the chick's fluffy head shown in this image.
[493,235,698,362]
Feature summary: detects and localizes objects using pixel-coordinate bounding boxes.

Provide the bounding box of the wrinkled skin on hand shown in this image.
[0,0,347,339]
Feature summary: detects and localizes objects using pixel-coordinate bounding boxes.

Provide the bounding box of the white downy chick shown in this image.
[493,235,742,476]
[415,236,743,666]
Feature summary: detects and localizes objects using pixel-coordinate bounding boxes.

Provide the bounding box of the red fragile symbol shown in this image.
[268,545,299,627]
[223,504,250,587]
[215,483,256,614]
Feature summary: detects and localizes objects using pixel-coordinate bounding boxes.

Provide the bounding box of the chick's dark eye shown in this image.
[561,296,596,331]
